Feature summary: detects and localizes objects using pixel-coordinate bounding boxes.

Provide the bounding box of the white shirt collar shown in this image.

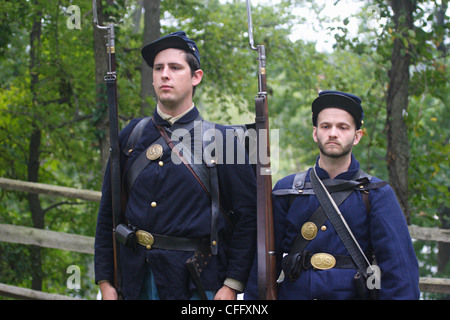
[156,103,195,125]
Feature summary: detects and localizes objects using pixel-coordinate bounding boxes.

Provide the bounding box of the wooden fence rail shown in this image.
[0,177,449,299]
[0,283,83,300]
[0,223,448,258]
[0,177,102,202]
[408,225,450,243]
[0,223,94,254]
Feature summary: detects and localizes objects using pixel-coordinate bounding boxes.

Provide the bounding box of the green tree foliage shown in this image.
[0,0,101,298]
[328,0,449,297]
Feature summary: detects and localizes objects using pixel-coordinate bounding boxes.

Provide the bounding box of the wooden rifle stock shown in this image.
[254,45,277,300]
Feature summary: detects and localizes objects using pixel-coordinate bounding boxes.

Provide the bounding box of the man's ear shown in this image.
[353,129,363,145]
[192,69,203,86]
[313,126,318,143]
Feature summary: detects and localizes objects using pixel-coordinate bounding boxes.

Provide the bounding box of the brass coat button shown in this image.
[301,222,318,240]
[146,144,163,160]
[151,201,157,208]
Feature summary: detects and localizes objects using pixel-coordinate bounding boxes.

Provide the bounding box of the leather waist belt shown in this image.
[282,250,357,280]
[136,230,202,251]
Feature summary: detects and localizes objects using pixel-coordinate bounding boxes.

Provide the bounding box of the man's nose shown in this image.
[161,66,170,79]
[329,126,338,137]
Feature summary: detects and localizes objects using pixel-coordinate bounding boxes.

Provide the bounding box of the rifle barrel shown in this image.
[253,43,277,300]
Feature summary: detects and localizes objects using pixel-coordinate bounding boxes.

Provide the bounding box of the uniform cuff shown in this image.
[224,278,245,293]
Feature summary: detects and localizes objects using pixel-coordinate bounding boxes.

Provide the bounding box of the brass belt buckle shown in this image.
[310,253,336,270]
[136,230,155,250]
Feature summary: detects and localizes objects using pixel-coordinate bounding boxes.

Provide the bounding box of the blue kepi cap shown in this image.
[312,91,364,129]
[141,31,200,68]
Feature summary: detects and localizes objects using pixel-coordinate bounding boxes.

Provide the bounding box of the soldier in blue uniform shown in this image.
[245,91,419,299]
[95,31,256,300]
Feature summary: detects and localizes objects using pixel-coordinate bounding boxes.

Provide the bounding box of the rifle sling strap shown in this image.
[154,119,210,195]
[123,116,221,255]
[285,168,387,258]
[309,167,370,278]
[155,119,220,255]
[288,189,354,255]
[124,116,203,195]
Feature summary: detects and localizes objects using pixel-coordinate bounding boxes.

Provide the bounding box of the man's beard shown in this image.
[317,138,353,159]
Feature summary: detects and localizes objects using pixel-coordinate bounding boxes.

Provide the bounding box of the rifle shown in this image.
[93,0,122,296]
[246,0,277,300]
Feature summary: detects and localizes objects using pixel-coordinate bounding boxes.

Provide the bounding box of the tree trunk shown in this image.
[132,0,144,34]
[93,1,111,174]
[140,0,160,116]
[386,0,416,224]
[435,0,449,275]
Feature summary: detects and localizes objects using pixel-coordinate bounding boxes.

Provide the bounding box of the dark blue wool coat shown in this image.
[95,107,256,299]
[245,155,419,300]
